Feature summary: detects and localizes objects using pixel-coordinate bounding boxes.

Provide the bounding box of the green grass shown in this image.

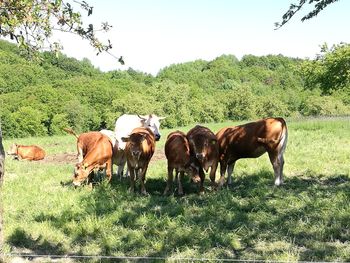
[2,117,350,262]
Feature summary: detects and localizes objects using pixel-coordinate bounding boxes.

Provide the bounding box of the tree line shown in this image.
[0,40,349,138]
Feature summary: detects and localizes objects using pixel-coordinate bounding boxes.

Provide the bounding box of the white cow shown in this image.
[100,129,126,178]
[113,114,165,178]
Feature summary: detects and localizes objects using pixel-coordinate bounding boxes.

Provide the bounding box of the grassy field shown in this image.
[1,117,350,262]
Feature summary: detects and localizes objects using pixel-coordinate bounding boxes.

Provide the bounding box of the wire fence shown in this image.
[3,253,349,263]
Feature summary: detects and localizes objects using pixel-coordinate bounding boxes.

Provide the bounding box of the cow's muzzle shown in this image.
[196,153,205,161]
[155,134,161,141]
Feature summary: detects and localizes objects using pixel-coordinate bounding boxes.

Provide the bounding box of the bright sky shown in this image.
[57,0,350,75]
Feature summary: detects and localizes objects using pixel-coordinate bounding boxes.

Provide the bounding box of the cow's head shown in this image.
[189,137,218,165]
[7,143,18,156]
[122,133,147,161]
[138,114,165,141]
[72,162,89,186]
[185,158,202,183]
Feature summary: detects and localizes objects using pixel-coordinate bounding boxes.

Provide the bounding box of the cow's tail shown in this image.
[257,118,288,152]
[63,128,79,139]
[278,119,288,155]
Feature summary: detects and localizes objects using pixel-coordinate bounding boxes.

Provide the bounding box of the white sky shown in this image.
[55,0,350,75]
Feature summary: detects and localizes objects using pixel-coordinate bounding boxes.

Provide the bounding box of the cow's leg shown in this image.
[218,160,227,188]
[106,160,112,183]
[209,160,218,189]
[139,166,148,196]
[226,161,236,186]
[117,162,125,180]
[77,146,83,163]
[268,151,284,186]
[125,166,129,178]
[163,166,174,196]
[178,171,184,196]
[128,165,135,193]
[198,167,205,194]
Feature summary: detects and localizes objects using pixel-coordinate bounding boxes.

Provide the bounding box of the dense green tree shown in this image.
[301,43,350,94]
[1,40,349,138]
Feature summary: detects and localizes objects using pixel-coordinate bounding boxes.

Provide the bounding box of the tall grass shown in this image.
[1,117,350,262]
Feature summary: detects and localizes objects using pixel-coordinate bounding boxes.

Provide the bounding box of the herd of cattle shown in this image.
[7,114,288,195]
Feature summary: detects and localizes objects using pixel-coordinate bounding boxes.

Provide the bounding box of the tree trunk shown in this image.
[0,124,5,259]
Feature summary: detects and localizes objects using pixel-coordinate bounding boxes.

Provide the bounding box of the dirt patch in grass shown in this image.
[38,149,166,165]
[39,153,77,165]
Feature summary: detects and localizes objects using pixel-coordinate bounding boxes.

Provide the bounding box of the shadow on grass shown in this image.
[7,228,66,255]
[7,170,350,261]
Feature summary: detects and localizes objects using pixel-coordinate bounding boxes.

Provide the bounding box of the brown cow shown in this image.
[163,131,201,196]
[72,133,113,186]
[216,117,288,187]
[187,125,219,193]
[122,127,155,195]
[7,143,45,161]
[64,128,102,163]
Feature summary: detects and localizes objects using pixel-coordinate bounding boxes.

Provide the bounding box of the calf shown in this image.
[163,131,201,196]
[187,125,219,193]
[216,117,288,187]
[73,133,113,186]
[7,143,45,161]
[122,127,155,195]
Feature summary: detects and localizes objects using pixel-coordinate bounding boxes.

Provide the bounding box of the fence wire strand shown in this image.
[3,253,349,263]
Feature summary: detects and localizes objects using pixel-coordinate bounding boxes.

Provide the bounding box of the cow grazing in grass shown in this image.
[7,143,45,161]
[187,125,219,193]
[216,117,288,187]
[114,114,165,178]
[72,133,113,186]
[163,131,201,196]
[122,127,155,195]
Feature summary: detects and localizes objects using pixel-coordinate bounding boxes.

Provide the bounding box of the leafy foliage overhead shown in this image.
[276,0,340,28]
[0,0,123,64]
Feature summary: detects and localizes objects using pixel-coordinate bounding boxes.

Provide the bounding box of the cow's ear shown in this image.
[121,136,129,142]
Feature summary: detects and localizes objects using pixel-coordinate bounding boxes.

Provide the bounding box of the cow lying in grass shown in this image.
[7,143,45,161]
[216,117,288,187]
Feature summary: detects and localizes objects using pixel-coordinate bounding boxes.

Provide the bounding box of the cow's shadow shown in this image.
[7,170,350,261]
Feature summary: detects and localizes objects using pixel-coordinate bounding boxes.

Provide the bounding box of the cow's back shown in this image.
[217,118,287,159]
[78,131,104,156]
[115,114,143,150]
[83,134,113,166]
[165,131,190,169]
